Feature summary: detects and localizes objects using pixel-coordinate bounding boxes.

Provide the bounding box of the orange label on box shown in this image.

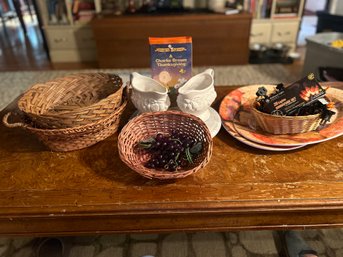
[149,36,192,88]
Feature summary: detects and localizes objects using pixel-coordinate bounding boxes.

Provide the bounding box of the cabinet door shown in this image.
[271,22,299,43]
[250,23,272,44]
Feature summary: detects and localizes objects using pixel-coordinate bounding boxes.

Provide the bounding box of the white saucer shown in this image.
[204,107,222,138]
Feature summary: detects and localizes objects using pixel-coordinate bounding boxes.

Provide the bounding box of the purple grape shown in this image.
[156,133,164,141]
[141,131,203,172]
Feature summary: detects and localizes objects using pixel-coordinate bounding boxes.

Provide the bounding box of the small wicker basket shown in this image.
[118,111,213,180]
[17,73,123,129]
[251,103,322,134]
[3,90,128,152]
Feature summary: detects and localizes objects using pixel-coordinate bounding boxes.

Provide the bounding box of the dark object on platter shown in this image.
[255,74,326,116]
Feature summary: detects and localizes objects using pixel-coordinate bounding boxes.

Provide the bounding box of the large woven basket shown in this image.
[118,111,213,180]
[3,91,128,152]
[251,103,322,134]
[17,73,123,129]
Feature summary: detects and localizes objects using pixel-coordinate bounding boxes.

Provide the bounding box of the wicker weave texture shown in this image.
[118,111,213,180]
[17,73,123,129]
[3,91,128,152]
[251,105,322,134]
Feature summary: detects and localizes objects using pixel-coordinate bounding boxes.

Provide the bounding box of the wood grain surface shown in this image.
[91,13,252,68]
[0,85,342,236]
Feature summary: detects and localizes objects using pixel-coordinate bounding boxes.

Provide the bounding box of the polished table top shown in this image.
[0,85,342,236]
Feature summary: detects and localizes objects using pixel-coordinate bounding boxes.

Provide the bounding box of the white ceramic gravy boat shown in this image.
[130,72,171,113]
[176,68,217,121]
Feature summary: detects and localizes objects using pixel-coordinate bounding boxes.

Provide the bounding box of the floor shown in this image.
[0,14,97,71]
[0,12,342,257]
[0,14,49,71]
[2,230,343,257]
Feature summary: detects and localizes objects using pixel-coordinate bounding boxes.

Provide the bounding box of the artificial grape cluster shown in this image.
[138,130,203,172]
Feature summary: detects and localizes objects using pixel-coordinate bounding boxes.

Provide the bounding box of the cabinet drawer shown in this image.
[250,23,271,44]
[271,22,299,43]
[45,28,96,49]
[46,29,76,49]
[74,28,96,48]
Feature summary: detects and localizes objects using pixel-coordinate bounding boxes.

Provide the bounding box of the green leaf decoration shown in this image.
[138,137,155,149]
[171,138,183,145]
[185,147,193,164]
[175,152,180,162]
[190,142,203,154]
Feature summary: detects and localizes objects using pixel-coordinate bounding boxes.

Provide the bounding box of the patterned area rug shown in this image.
[0,64,296,110]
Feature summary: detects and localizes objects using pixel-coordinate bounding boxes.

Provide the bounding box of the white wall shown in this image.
[329,0,343,15]
[305,0,326,12]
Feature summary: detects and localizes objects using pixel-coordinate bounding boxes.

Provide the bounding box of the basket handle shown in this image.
[2,112,27,128]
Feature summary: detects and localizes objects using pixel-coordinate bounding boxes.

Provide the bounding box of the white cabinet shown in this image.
[271,22,299,43]
[250,22,271,44]
[249,0,305,51]
[45,28,76,49]
[250,19,300,51]
[37,0,97,62]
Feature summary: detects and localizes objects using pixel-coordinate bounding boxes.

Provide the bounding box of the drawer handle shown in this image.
[277,31,291,36]
[251,32,264,37]
[54,38,68,43]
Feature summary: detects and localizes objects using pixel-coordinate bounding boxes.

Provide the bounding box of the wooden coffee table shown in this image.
[0,85,342,236]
